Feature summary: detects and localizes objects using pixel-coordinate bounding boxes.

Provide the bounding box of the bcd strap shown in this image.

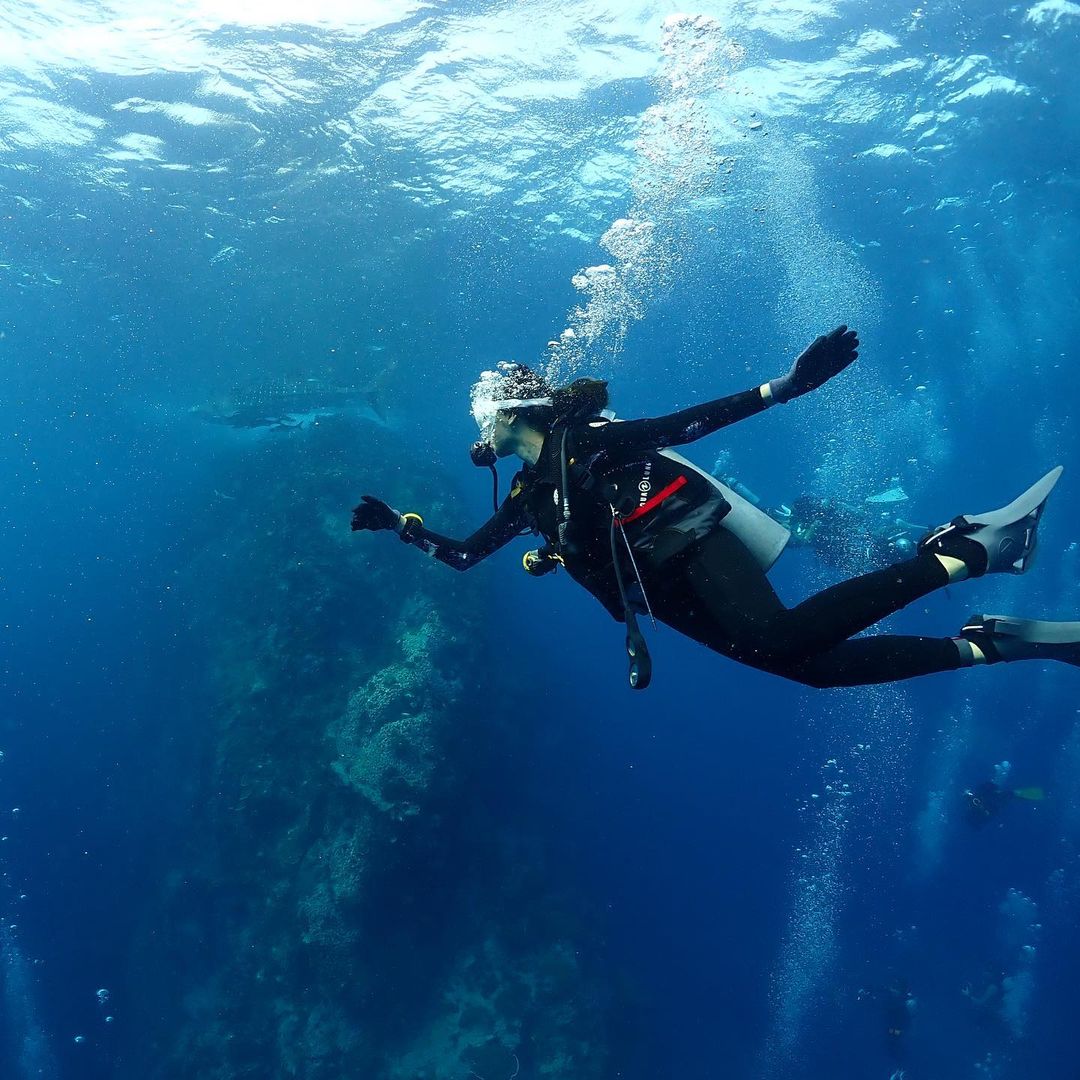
[557,421,655,690]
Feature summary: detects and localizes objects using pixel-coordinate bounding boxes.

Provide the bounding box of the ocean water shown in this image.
[1,1,1079,1078]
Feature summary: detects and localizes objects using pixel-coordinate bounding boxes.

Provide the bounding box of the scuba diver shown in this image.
[961,965,1006,1020]
[884,980,915,1064]
[779,493,924,568]
[710,450,926,568]
[963,780,1045,828]
[709,471,927,571]
[858,978,915,1066]
[351,325,1080,690]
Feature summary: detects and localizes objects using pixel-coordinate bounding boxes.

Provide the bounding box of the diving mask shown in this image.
[470,362,554,444]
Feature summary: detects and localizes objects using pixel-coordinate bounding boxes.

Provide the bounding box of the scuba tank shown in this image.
[660,449,789,571]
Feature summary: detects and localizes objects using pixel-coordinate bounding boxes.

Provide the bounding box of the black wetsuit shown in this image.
[400,387,963,688]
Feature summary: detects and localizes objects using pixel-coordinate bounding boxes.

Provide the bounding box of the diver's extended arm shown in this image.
[351,494,527,571]
[576,325,859,455]
[577,387,770,455]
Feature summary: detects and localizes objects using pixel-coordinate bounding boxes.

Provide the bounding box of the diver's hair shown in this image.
[498,362,553,403]
[501,365,613,427]
[552,377,610,422]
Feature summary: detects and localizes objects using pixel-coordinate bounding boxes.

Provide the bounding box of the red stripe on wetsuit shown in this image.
[616,474,688,525]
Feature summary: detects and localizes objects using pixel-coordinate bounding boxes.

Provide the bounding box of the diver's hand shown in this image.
[351,495,404,533]
[768,325,859,404]
[523,548,561,577]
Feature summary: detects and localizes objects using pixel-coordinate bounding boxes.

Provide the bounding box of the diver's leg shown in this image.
[655,530,1076,685]
[778,637,963,688]
[671,528,949,665]
[785,619,1080,685]
[773,555,949,655]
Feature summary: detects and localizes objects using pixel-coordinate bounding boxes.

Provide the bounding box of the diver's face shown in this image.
[490,412,517,456]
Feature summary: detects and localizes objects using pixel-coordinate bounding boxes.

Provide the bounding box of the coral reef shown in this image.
[331,604,456,819]
[387,933,606,1080]
[121,419,617,1080]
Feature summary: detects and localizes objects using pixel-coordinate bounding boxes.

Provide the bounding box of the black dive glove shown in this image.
[768,324,859,404]
[351,495,404,533]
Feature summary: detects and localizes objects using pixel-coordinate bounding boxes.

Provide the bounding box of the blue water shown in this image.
[2,1,1079,1077]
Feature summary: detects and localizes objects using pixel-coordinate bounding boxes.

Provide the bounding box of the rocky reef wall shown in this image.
[122,419,619,1080]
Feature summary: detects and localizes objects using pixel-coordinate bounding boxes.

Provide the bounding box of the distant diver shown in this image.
[858,979,916,1064]
[779,493,926,567]
[352,325,1080,690]
[884,981,915,1063]
[963,780,1045,828]
[709,469,927,569]
[961,965,1006,1020]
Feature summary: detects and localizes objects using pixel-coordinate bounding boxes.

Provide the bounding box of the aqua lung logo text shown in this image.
[637,463,652,507]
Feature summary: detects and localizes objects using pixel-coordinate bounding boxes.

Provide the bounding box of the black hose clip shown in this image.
[624,607,652,690]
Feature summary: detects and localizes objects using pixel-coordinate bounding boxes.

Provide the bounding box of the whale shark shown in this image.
[193,377,388,432]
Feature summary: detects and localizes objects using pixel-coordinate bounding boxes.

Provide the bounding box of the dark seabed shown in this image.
[1,2,1079,1078]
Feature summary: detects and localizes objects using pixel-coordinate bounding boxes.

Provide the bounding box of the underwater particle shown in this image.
[105,1016,114,1023]
[96,988,110,1005]
[74,1035,85,1045]
[915,384,927,391]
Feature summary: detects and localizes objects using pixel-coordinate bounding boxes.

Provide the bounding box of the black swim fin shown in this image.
[960,613,1080,666]
[922,466,1063,575]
